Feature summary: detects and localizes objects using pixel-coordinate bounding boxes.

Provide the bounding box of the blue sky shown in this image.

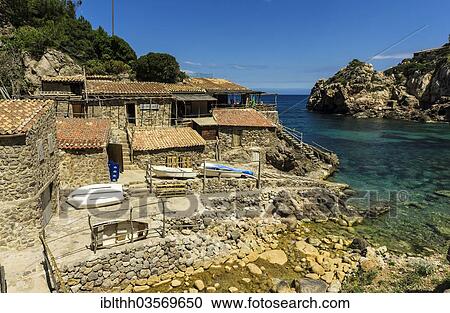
[78,0,450,94]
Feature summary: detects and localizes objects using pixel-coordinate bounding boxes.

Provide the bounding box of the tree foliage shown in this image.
[1,0,136,75]
[0,0,185,88]
[135,52,183,83]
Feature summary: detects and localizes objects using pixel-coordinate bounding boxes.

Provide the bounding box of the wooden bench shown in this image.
[154,183,187,197]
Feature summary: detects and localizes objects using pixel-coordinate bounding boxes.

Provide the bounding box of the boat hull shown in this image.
[67,193,124,209]
[152,166,197,179]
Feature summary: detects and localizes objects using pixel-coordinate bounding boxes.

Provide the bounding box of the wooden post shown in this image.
[148,162,153,194]
[0,264,6,293]
[202,160,206,192]
[257,150,262,189]
[161,199,166,238]
[88,215,97,254]
[129,206,134,243]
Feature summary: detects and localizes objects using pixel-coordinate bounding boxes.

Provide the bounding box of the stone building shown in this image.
[84,80,173,129]
[56,118,111,190]
[166,83,217,124]
[0,99,59,249]
[131,127,207,169]
[183,77,257,105]
[211,108,278,163]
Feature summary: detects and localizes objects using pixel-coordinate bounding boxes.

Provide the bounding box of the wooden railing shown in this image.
[40,232,70,293]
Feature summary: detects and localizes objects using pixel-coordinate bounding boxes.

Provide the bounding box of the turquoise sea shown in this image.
[273,95,450,254]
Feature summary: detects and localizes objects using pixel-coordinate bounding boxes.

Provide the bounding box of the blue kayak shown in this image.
[204,162,254,176]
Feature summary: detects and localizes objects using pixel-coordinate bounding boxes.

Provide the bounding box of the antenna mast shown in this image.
[112,0,115,36]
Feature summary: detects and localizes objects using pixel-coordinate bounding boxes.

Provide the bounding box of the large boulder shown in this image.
[23,49,82,91]
[258,250,288,265]
[293,278,328,293]
[307,41,450,122]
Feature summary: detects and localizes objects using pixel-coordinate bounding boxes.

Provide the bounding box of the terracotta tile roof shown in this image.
[212,108,275,128]
[184,78,252,93]
[0,99,54,135]
[86,81,170,96]
[132,127,206,151]
[56,118,111,150]
[42,75,85,83]
[163,83,206,93]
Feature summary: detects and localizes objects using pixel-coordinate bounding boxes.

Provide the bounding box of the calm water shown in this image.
[272,95,450,253]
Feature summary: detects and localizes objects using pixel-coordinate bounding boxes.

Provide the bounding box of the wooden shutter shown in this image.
[166,155,178,167]
[232,129,242,147]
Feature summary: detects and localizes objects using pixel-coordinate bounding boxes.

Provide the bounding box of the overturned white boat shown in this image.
[151,165,197,179]
[67,184,124,209]
[199,162,254,178]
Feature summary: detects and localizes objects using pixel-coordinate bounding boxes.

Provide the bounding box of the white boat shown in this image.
[151,165,197,179]
[199,162,254,178]
[68,183,123,197]
[200,167,243,178]
[67,184,124,209]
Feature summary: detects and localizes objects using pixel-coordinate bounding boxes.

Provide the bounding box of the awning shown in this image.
[174,94,218,102]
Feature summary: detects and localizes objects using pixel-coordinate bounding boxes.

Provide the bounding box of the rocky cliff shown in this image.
[23,49,82,91]
[307,40,450,122]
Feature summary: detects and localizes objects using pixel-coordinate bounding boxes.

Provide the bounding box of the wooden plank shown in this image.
[0,264,6,293]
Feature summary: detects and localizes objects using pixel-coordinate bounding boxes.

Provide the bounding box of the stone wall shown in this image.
[0,104,59,249]
[58,219,283,293]
[59,149,110,190]
[59,235,234,292]
[218,127,277,163]
[133,146,207,169]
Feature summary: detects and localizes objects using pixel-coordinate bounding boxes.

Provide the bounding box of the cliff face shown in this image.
[307,41,450,122]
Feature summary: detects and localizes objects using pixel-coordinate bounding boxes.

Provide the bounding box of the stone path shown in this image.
[0,245,49,292]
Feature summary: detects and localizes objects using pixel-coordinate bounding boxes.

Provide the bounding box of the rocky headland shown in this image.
[307,39,450,122]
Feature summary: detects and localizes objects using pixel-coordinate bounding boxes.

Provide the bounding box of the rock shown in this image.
[247,263,263,275]
[228,230,241,241]
[295,241,319,258]
[294,278,328,293]
[294,266,302,273]
[133,285,151,293]
[306,51,450,122]
[242,278,251,283]
[307,237,321,247]
[189,288,198,293]
[147,276,160,286]
[23,49,82,92]
[305,273,320,280]
[321,272,334,284]
[327,280,341,293]
[206,287,216,293]
[258,250,288,265]
[360,258,379,272]
[434,190,450,198]
[349,238,369,251]
[310,262,325,276]
[171,279,182,287]
[228,287,239,293]
[273,280,293,293]
[194,280,205,291]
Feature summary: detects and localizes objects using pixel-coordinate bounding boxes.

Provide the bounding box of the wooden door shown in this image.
[232,129,242,147]
[107,144,124,172]
[126,103,136,125]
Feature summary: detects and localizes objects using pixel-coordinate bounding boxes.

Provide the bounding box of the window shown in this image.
[37,139,45,162]
[140,102,159,110]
